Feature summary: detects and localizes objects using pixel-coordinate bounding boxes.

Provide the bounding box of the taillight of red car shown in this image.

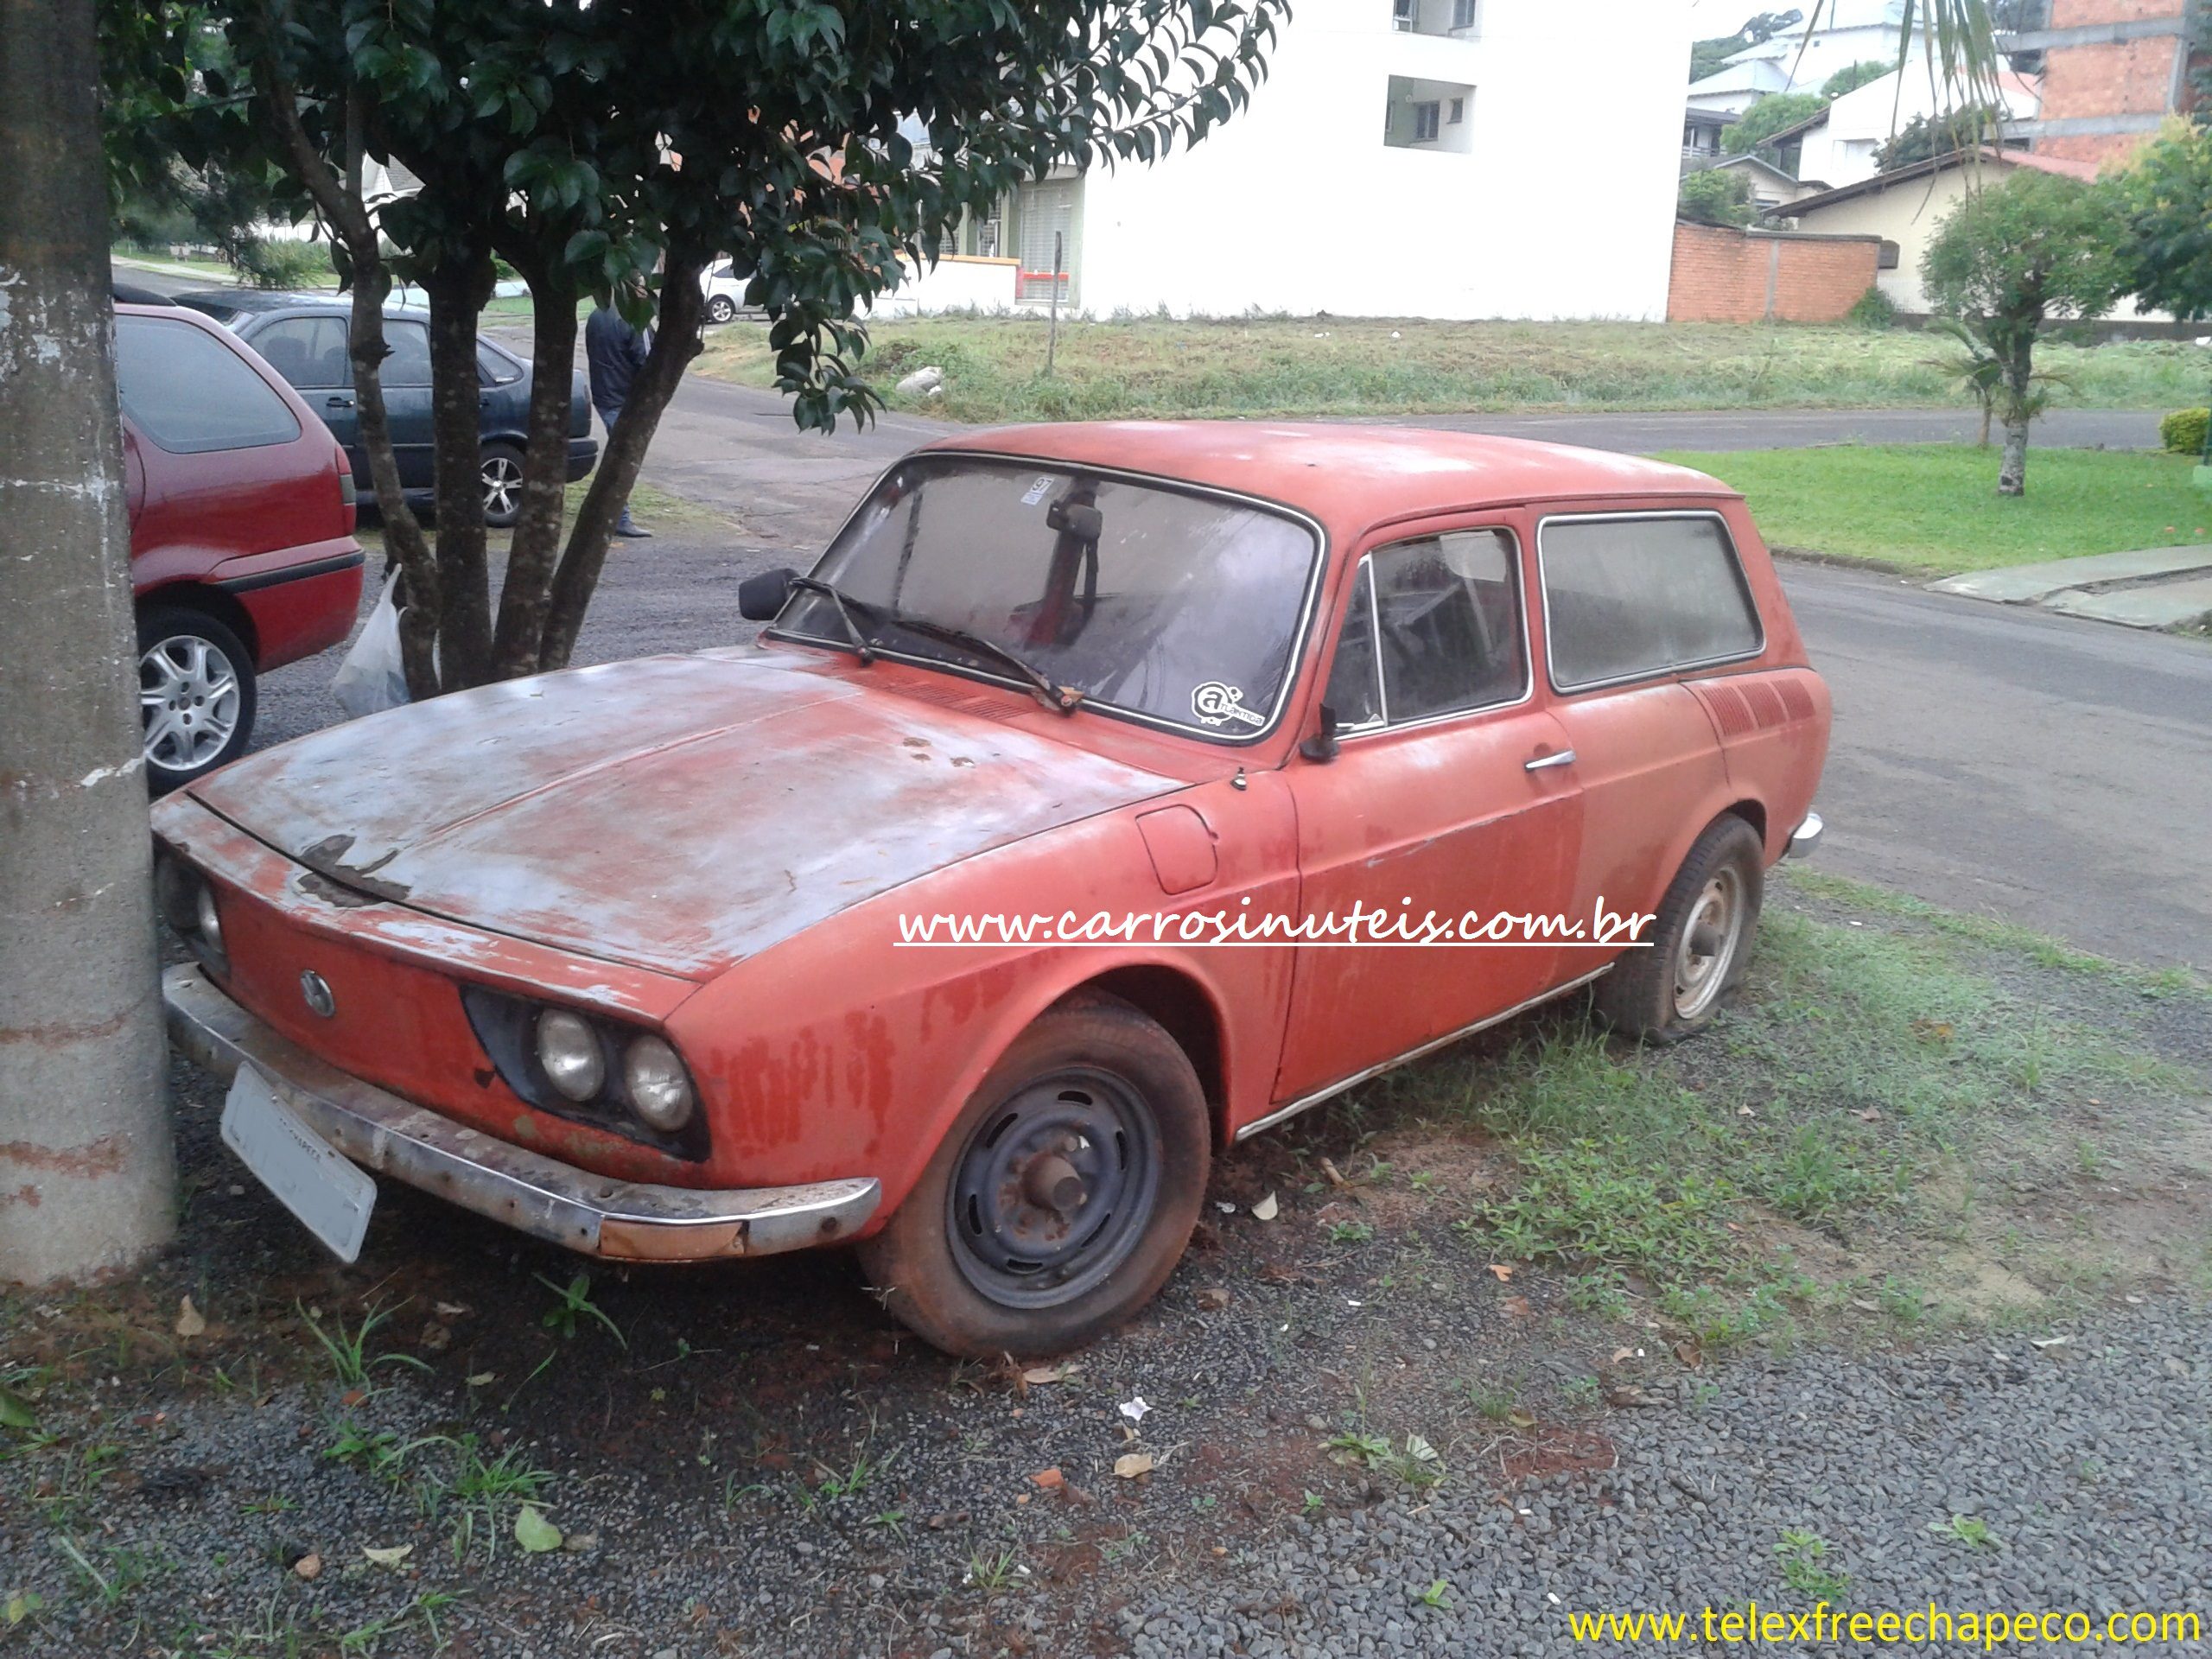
[334,441,357,535]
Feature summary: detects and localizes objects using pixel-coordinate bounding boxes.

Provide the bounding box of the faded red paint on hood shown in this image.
[188,650,1180,979]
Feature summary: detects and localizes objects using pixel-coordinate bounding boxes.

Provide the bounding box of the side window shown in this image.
[1324,563,1382,730]
[380,321,432,387]
[1540,514,1762,691]
[477,342,523,386]
[1325,529,1528,729]
[113,315,302,454]
[251,316,348,387]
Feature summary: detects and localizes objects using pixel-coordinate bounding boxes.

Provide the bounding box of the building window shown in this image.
[1393,0,1416,30]
[1878,239,1901,270]
[1384,76,1474,152]
[1452,0,1477,28]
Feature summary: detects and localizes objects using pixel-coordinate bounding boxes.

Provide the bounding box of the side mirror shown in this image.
[738,566,797,621]
[1299,702,1341,763]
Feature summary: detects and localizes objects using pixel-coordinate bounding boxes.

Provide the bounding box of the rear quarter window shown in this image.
[115,315,302,454]
[1538,512,1762,692]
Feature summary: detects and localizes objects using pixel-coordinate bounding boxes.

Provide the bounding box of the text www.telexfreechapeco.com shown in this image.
[894,899,1661,950]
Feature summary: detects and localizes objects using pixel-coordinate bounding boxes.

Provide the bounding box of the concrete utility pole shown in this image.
[0,0,177,1281]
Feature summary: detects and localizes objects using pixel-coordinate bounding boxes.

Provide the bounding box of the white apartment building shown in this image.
[901,0,1693,322]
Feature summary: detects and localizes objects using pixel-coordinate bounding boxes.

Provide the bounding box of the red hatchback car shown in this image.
[118,300,364,791]
[152,424,1828,1357]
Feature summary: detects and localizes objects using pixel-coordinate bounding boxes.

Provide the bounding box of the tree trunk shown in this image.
[0,0,176,1280]
[489,248,582,679]
[425,251,497,690]
[1998,346,2034,497]
[1998,416,2030,495]
[538,257,709,670]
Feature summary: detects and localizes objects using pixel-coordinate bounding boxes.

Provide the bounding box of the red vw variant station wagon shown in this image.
[154,425,1829,1357]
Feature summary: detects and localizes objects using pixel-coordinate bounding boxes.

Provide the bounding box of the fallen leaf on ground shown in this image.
[514,1505,563,1554]
[1029,1468,1064,1490]
[1856,1108,1884,1122]
[465,1373,495,1388]
[1610,1346,1636,1364]
[1113,1452,1155,1479]
[1195,1287,1231,1311]
[1674,1340,1703,1370]
[1487,1264,1515,1282]
[292,1554,321,1580]
[1020,1364,1072,1386]
[362,1544,413,1568]
[434,1302,469,1319]
[1507,1408,1537,1428]
[1251,1193,1279,1222]
[1502,1295,1532,1319]
[0,1387,38,1432]
[175,1296,207,1339]
[419,1322,451,1353]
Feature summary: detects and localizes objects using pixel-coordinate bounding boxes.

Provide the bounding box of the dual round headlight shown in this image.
[533,1009,694,1133]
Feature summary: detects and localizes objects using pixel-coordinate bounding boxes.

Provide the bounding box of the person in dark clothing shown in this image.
[585,296,653,538]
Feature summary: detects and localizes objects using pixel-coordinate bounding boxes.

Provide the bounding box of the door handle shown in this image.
[325,395,354,410]
[1524,748,1577,772]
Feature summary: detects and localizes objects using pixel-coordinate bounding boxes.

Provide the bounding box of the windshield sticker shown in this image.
[1192,682,1268,730]
[1020,475,1054,506]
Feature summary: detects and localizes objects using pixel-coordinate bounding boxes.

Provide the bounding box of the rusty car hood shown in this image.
[189,651,1181,979]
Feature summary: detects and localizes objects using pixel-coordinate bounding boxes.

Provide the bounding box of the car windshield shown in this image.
[778,455,1323,741]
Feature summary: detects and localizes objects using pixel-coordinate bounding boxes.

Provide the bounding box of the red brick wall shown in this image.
[1667,223,1882,324]
[2038,0,2190,168]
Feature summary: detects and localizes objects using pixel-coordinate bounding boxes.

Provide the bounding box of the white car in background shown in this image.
[701,259,756,325]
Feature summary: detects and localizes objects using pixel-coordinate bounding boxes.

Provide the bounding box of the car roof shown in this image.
[923,422,1733,531]
[171,289,433,324]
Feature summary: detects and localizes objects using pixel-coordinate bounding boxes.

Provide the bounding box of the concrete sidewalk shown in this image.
[1933,545,2212,630]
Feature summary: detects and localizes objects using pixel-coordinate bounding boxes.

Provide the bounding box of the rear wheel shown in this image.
[1591,814,1764,1045]
[859,996,1210,1358]
[705,295,737,325]
[480,442,525,528]
[137,605,256,794]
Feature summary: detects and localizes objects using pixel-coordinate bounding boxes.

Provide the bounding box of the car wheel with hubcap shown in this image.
[859,995,1210,1357]
[705,295,737,325]
[137,605,257,795]
[480,442,525,528]
[1591,813,1764,1045]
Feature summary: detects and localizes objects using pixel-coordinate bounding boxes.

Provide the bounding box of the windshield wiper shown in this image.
[787,575,874,664]
[887,615,1084,715]
[788,575,1083,714]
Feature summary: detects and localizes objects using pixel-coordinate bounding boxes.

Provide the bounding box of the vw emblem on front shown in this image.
[300,969,337,1020]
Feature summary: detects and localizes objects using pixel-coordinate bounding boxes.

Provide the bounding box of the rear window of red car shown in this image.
[115,315,302,455]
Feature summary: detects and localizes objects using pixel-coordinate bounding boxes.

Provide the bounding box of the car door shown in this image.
[1534,508,1758,938]
[1274,518,1585,1106]
[245,315,359,474]
[375,317,436,486]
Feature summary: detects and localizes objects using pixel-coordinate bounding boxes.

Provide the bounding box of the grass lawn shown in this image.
[692,314,2204,424]
[1357,867,2210,1345]
[1655,443,2212,577]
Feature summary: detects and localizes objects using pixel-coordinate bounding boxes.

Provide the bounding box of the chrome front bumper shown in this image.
[162,963,880,1262]
[1788,810,1825,859]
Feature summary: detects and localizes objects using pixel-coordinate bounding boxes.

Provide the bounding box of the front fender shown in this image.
[669,773,1302,1231]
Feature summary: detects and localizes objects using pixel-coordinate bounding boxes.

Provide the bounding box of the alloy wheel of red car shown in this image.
[138,613,251,785]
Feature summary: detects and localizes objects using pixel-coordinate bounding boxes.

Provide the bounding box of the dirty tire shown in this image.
[859,995,1210,1359]
[137,604,257,796]
[1591,813,1764,1046]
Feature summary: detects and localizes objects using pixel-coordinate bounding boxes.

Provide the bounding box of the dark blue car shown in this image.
[171,290,598,528]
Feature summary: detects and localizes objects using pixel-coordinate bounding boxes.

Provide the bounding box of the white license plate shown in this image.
[221,1065,377,1263]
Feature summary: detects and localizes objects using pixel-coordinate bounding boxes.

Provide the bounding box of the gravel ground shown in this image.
[1114,1306,2212,1657]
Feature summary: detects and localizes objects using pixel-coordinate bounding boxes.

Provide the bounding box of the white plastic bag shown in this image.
[330,570,411,719]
